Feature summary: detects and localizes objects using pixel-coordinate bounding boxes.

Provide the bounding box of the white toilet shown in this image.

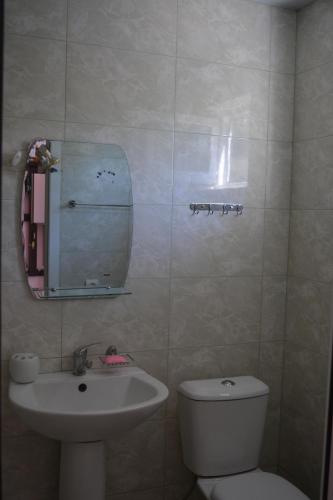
[178,376,310,500]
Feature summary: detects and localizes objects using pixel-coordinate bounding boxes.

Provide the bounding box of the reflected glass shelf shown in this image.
[32,286,131,300]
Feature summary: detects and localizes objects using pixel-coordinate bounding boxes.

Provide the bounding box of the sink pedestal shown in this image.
[59,441,106,500]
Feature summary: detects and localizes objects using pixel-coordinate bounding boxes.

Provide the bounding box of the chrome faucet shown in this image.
[73,343,100,376]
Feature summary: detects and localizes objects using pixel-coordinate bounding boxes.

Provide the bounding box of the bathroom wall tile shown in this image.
[171,207,264,277]
[128,205,171,278]
[68,0,177,56]
[167,344,259,417]
[2,435,60,498]
[280,416,324,500]
[4,35,66,120]
[260,408,280,468]
[1,248,25,283]
[288,210,333,282]
[268,72,294,142]
[108,489,164,500]
[169,277,261,348]
[282,343,329,426]
[2,167,22,202]
[261,276,287,341]
[61,278,170,355]
[265,141,292,209]
[65,123,173,205]
[259,342,284,410]
[132,350,168,384]
[39,358,62,373]
[164,483,202,500]
[292,137,333,209]
[263,209,289,275]
[173,133,267,208]
[215,343,259,377]
[1,282,62,359]
[165,418,194,485]
[106,420,165,494]
[178,0,271,70]
[294,61,333,140]
[5,0,67,40]
[296,0,333,73]
[270,8,296,74]
[66,43,175,131]
[175,58,269,138]
[286,277,332,355]
[2,199,18,253]
[1,363,33,437]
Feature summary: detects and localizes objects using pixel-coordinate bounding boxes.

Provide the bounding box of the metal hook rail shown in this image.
[68,200,132,209]
[190,203,243,215]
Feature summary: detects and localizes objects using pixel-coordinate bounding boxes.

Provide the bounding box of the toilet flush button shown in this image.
[221,379,235,387]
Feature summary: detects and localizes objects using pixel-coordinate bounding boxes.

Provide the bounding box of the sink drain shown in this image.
[78,383,87,392]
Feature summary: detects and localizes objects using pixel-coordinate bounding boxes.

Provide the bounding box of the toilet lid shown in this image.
[211,471,309,500]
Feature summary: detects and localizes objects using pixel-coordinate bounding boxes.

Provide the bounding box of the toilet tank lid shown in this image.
[178,376,269,401]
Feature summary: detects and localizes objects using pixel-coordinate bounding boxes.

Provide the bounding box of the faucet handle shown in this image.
[75,342,101,355]
[105,345,118,355]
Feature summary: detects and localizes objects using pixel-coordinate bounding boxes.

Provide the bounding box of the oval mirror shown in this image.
[21,139,133,299]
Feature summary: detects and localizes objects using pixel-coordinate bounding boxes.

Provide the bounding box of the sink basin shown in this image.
[9,367,169,442]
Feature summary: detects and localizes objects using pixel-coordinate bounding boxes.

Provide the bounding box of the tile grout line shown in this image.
[276,5,298,476]
[258,5,274,383]
[5,30,298,76]
[162,0,180,494]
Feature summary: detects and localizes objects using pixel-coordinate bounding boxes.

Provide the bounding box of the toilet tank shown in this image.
[178,376,269,477]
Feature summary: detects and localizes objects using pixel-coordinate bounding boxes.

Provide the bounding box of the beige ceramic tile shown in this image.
[2,435,60,498]
[61,278,170,355]
[1,282,62,359]
[296,0,333,72]
[175,58,269,138]
[268,72,294,142]
[265,141,292,209]
[292,137,333,209]
[172,207,264,277]
[128,205,171,278]
[165,418,194,485]
[178,0,271,70]
[288,210,333,282]
[286,277,333,355]
[270,7,296,74]
[66,43,175,130]
[68,0,177,56]
[4,35,66,120]
[106,420,165,494]
[263,210,290,275]
[294,61,333,140]
[173,133,267,208]
[5,0,67,39]
[261,276,287,341]
[170,277,261,347]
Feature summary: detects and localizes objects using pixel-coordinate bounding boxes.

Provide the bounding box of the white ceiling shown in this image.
[253,0,315,9]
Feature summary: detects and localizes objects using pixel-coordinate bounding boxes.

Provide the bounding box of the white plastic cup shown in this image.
[9,353,40,383]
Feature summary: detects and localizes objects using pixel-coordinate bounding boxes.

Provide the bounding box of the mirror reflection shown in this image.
[21,139,133,299]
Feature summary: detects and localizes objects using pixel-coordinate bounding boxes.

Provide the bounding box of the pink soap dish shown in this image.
[99,353,133,367]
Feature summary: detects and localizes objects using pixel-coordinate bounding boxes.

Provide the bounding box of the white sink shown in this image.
[9,366,169,500]
[9,367,169,442]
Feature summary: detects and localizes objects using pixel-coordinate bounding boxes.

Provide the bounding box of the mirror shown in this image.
[21,139,133,299]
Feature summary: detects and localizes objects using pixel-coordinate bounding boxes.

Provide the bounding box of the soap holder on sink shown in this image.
[99,353,134,367]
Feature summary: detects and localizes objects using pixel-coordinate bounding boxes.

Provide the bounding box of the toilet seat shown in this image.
[211,471,309,500]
